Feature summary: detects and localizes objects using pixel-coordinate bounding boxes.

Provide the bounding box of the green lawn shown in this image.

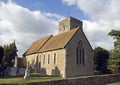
[0,74,120,85]
[107,82,120,85]
[0,74,62,84]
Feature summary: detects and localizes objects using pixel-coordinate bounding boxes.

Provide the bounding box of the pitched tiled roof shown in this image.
[24,28,79,56]
[39,28,79,52]
[24,35,52,55]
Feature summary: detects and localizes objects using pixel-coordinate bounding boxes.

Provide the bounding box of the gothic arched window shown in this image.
[76,41,85,64]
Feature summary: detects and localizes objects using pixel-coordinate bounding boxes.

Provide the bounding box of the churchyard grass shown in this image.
[0,73,62,84]
[107,82,120,85]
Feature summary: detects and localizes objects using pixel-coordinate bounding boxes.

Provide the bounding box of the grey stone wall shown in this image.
[26,49,66,78]
[59,17,83,34]
[65,28,93,78]
[2,74,120,85]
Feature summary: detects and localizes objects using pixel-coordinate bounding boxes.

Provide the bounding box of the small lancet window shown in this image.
[48,54,50,64]
[62,25,66,31]
[43,54,45,64]
[54,53,57,64]
[76,41,85,64]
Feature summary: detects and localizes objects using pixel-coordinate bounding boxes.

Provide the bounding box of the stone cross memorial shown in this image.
[24,69,30,79]
[24,63,30,79]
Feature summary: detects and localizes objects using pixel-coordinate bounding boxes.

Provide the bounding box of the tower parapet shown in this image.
[59,16,83,34]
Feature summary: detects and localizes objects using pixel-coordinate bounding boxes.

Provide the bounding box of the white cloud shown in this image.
[1,0,120,57]
[0,1,58,34]
[62,0,76,6]
[62,0,120,21]
[0,1,64,56]
[62,0,120,50]
[83,20,114,50]
[43,12,65,21]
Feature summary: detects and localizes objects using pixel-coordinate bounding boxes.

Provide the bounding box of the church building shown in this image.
[23,17,93,78]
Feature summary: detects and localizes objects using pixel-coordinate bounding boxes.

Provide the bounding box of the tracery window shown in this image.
[76,41,85,64]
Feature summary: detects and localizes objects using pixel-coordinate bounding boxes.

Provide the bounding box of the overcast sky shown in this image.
[0,0,120,57]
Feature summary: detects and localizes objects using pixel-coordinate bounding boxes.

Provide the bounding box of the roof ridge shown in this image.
[53,27,79,37]
[34,35,52,43]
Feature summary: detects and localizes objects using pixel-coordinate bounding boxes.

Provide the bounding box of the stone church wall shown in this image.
[65,28,93,78]
[39,49,66,77]
[25,49,66,78]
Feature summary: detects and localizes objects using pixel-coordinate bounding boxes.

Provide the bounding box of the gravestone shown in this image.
[24,62,30,79]
[9,67,17,76]
[40,68,46,76]
[52,69,56,76]
[18,68,25,75]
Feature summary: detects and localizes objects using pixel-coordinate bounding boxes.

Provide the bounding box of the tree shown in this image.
[0,46,4,73]
[0,46,4,65]
[108,30,120,73]
[108,49,120,73]
[94,47,110,74]
[108,30,120,50]
[2,41,18,67]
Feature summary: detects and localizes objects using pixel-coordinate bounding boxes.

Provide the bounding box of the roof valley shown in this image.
[36,35,53,53]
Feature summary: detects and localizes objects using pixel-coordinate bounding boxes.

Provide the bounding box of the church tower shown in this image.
[59,16,83,34]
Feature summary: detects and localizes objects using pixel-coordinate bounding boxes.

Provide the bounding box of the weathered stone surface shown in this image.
[2,74,120,85]
[59,17,83,34]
